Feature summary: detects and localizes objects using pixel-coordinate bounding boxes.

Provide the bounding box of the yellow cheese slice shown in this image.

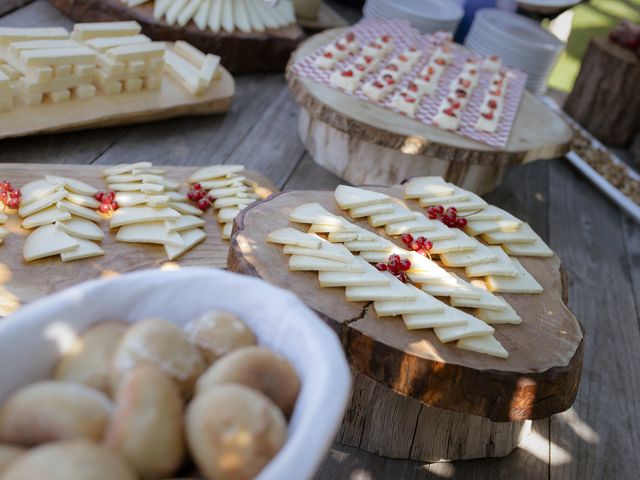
[56,200,101,222]
[334,185,391,209]
[164,227,207,260]
[60,238,104,262]
[46,175,97,196]
[164,215,205,233]
[374,285,444,316]
[55,217,105,241]
[20,46,96,67]
[485,259,543,294]
[22,206,71,229]
[117,222,185,247]
[267,227,322,249]
[502,237,553,257]
[0,27,69,47]
[403,304,469,329]
[283,241,353,263]
[23,224,78,262]
[110,206,181,228]
[439,241,498,267]
[164,49,207,95]
[106,42,165,61]
[434,313,495,343]
[19,189,67,217]
[465,246,518,277]
[384,213,438,235]
[429,229,477,254]
[476,298,521,325]
[289,255,364,273]
[457,335,508,358]
[103,162,152,176]
[482,223,538,244]
[9,39,80,56]
[346,279,416,302]
[84,35,151,53]
[368,205,415,227]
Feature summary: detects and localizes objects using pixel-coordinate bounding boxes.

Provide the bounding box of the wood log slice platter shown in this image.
[0,64,234,140]
[227,187,583,427]
[49,0,305,74]
[287,29,574,194]
[0,163,278,317]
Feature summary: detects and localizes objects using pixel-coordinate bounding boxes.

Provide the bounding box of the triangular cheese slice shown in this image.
[450,284,507,311]
[283,242,353,263]
[439,241,498,267]
[369,205,415,227]
[465,246,518,277]
[20,178,63,207]
[420,273,482,300]
[403,304,468,329]
[434,313,495,343]
[404,177,454,199]
[346,279,416,302]
[267,227,321,249]
[189,165,244,182]
[164,228,207,260]
[307,223,359,233]
[343,239,395,252]
[60,238,104,262]
[349,202,394,218]
[465,217,522,236]
[326,231,358,242]
[117,222,185,247]
[374,285,444,316]
[289,255,363,273]
[502,238,553,257]
[66,192,101,209]
[22,206,71,229]
[57,200,102,222]
[23,224,79,262]
[417,192,470,207]
[476,297,521,325]
[319,264,390,288]
[429,229,477,254]
[55,217,105,241]
[482,223,538,244]
[201,176,246,189]
[110,206,181,228]
[485,259,543,294]
[46,175,97,196]
[18,188,67,217]
[290,203,346,227]
[457,335,508,358]
[384,213,438,235]
[103,162,152,176]
[170,202,203,216]
[164,215,206,233]
[334,185,390,209]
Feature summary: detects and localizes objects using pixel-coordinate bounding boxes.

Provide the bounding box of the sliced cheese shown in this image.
[429,229,477,254]
[110,206,181,228]
[384,214,438,235]
[57,200,102,222]
[23,224,78,262]
[289,255,363,273]
[55,217,105,241]
[450,285,507,311]
[319,267,391,288]
[476,298,521,325]
[349,202,394,218]
[465,246,519,277]
[434,313,495,343]
[420,273,482,300]
[485,259,543,294]
[164,215,206,233]
[72,21,141,41]
[164,227,207,260]
[21,206,71,229]
[20,178,64,207]
[439,241,498,267]
[502,237,553,257]
[404,304,469,329]
[334,185,390,209]
[103,162,152,176]
[117,222,185,247]
[213,196,255,209]
[465,217,522,236]
[326,231,358,242]
[170,202,203,216]
[267,227,322,249]
[189,164,244,182]
[374,286,444,316]
[65,192,101,209]
[290,203,346,227]
[114,192,148,207]
[221,222,233,240]
[217,206,241,223]
[346,279,415,302]
[369,205,415,227]
[307,223,359,233]
[457,335,508,358]
[343,240,394,252]
[46,175,97,196]
[60,238,104,261]
[283,242,352,263]
[482,223,538,244]
[84,35,151,53]
[18,189,67,217]
[404,176,454,199]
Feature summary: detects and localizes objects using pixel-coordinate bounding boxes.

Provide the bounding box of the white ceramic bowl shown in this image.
[0,267,352,480]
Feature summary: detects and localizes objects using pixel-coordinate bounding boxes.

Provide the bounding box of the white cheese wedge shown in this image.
[18,189,67,217]
[404,177,454,199]
[213,196,254,208]
[46,175,97,196]
[146,195,170,207]
[117,222,185,247]
[217,206,241,223]
[502,238,553,257]
[189,165,244,182]
[326,231,358,242]
[56,200,102,222]
[21,207,71,229]
[374,286,444,316]
[465,217,522,236]
[384,214,438,235]
[103,162,152,176]
[164,215,206,233]
[349,202,394,218]
[170,202,203,216]
[221,222,233,240]
[60,238,104,261]
[110,206,181,228]
[114,192,148,207]
[72,21,141,41]
[439,242,498,267]
[20,178,64,207]
[289,203,347,228]
[429,229,477,254]
[457,335,508,358]
[434,313,495,343]
[207,185,251,199]
[199,176,245,189]
[343,239,395,252]
[334,185,391,209]
[65,192,101,209]
[55,217,105,241]
[420,273,482,300]
[463,205,504,221]
[476,297,521,325]
[267,227,322,249]
[346,279,416,302]
[465,246,518,277]
[368,205,416,227]
[289,255,364,273]
[23,224,78,262]
[403,305,469,329]
[417,192,471,207]
[482,223,538,244]
[164,227,207,260]
[307,223,359,233]
[318,263,390,288]
[450,285,507,311]
[485,259,543,294]
[283,239,352,261]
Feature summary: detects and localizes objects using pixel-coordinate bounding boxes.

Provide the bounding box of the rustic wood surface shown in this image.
[287,28,574,165]
[0,61,234,141]
[2,1,640,478]
[564,37,640,148]
[0,162,277,316]
[49,0,305,73]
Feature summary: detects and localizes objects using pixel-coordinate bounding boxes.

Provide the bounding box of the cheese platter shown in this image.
[49,0,306,73]
[0,23,234,140]
[0,163,277,317]
[227,182,583,461]
[287,24,573,194]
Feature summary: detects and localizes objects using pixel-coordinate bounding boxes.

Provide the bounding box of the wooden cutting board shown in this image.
[49,0,305,74]
[0,163,278,316]
[0,66,234,141]
[227,187,584,422]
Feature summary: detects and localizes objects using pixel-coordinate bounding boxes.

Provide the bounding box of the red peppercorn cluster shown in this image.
[187,183,212,211]
[95,191,119,214]
[426,205,468,229]
[376,254,411,283]
[401,232,432,255]
[0,181,21,210]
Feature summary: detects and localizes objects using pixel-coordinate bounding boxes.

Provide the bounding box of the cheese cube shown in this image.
[74,84,96,100]
[18,91,43,106]
[0,96,12,112]
[126,59,146,75]
[74,63,96,78]
[96,53,125,76]
[49,89,71,103]
[164,49,206,94]
[53,64,72,79]
[100,80,123,95]
[124,77,143,92]
[71,22,142,42]
[148,57,164,74]
[144,75,161,91]
[0,63,20,80]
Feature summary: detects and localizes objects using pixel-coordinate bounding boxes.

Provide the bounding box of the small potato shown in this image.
[2,440,137,480]
[0,444,25,474]
[53,321,128,395]
[184,311,256,364]
[196,346,300,418]
[186,385,287,480]
[0,381,112,446]
[105,365,185,479]
[111,318,206,398]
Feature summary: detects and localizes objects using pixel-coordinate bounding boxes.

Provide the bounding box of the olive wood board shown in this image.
[287,28,574,165]
[0,163,278,316]
[49,0,305,74]
[227,187,584,422]
[0,65,234,141]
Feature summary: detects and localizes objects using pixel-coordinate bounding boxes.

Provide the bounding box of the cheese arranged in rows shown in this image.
[121,0,295,33]
[164,40,221,95]
[104,162,206,260]
[188,165,262,240]
[0,212,8,245]
[403,176,554,257]
[285,203,510,358]
[18,175,104,262]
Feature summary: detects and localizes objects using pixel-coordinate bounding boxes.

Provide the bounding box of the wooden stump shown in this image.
[564,37,640,147]
[227,188,584,461]
[287,29,573,193]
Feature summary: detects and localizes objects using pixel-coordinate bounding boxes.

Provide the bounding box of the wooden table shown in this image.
[2,1,640,479]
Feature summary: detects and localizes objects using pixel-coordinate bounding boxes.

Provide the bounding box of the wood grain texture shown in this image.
[298,2,349,32]
[0,0,36,17]
[227,187,583,421]
[564,37,640,147]
[49,0,305,74]
[287,28,573,165]
[0,163,278,316]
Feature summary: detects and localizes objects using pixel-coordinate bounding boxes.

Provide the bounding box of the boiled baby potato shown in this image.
[0,444,25,474]
[53,321,128,395]
[186,385,287,480]
[196,346,300,418]
[184,311,256,364]
[0,381,112,446]
[111,318,206,398]
[2,440,137,480]
[105,365,185,479]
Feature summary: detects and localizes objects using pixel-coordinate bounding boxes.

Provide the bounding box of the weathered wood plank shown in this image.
[547,161,640,479]
[0,0,36,18]
[0,0,72,28]
[621,217,640,330]
[284,151,343,190]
